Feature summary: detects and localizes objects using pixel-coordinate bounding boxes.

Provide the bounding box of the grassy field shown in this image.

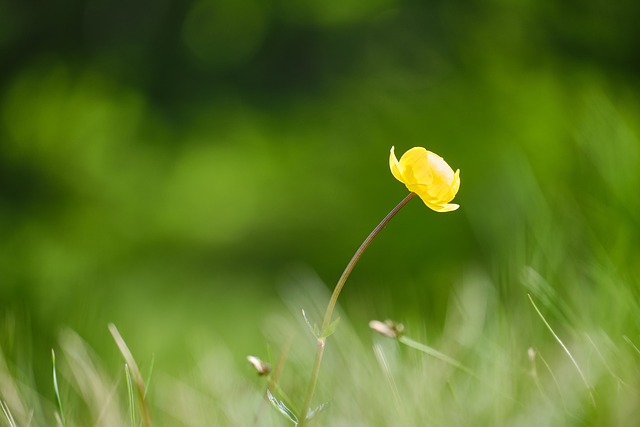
[2,257,640,426]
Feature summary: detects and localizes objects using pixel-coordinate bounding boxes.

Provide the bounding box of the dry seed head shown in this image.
[247,355,271,376]
[369,319,404,339]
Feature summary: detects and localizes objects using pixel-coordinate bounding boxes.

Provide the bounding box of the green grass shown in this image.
[1,253,639,426]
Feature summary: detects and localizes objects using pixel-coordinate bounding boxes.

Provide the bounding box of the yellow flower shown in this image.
[389,146,460,212]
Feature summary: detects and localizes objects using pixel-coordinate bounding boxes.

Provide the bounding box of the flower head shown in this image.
[389,146,460,212]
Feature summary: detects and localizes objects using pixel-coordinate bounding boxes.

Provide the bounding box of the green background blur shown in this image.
[1,0,639,387]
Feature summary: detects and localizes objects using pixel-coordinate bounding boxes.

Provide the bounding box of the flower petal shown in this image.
[406,183,451,205]
[418,195,459,212]
[434,203,460,212]
[399,147,432,185]
[389,146,404,183]
[426,151,455,184]
[451,169,461,195]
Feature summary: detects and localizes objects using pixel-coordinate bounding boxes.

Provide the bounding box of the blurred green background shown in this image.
[1,0,639,400]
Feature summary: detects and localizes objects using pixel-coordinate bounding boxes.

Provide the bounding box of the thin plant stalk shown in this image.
[109,324,154,427]
[0,400,17,427]
[397,336,471,375]
[51,349,67,427]
[298,192,416,425]
[527,294,595,406]
[125,364,136,427]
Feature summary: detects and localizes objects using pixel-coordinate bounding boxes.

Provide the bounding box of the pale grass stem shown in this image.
[372,343,403,412]
[0,400,17,427]
[623,335,640,355]
[125,363,136,427]
[398,336,470,373]
[535,349,569,413]
[297,192,416,426]
[528,347,552,407]
[584,333,626,387]
[109,324,154,427]
[528,294,595,407]
[143,355,155,400]
[51,349,67,427]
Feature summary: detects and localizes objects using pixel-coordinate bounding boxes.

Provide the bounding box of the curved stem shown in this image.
[298,192,416,425]
[320,192,416,332]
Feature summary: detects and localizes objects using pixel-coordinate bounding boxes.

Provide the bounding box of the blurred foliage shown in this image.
[1,0,640,408]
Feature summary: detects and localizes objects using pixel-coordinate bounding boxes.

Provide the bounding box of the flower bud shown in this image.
[390,146,460,212]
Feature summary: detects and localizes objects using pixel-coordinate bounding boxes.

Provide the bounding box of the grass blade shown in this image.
[528,294,595,406]
[125,363,136,427]
[0,400,17,427]
[51,349,67,427]
[143,354,155,400]
[109,324,154,427]
[398,336,471,374]
[266,389,298,425]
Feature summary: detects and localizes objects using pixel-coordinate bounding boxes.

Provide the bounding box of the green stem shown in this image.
[398,336,470,374]
[298,192,416,426]
[321,192,416,334]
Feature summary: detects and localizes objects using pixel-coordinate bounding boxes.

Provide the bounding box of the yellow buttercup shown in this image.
[389,146,460,212]
[298,147,462,423]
